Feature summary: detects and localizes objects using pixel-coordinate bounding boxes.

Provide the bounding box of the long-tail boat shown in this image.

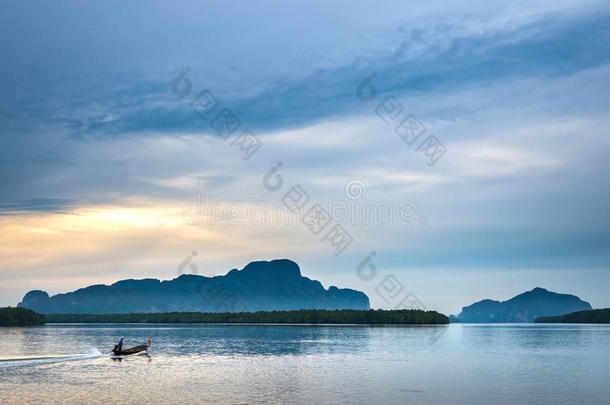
[112,337,151,356]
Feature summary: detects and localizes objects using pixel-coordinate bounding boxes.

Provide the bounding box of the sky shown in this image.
[1,0,609,315]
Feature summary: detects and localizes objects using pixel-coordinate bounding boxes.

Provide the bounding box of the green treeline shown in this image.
[0,307,46,326]
[45,309,449,324]
[535,308,610,323]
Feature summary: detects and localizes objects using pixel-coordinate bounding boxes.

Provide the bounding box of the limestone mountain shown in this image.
[452,287,592,323]
[18,259,370,314]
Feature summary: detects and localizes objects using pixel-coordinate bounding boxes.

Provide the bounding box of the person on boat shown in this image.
[117,337,124,352]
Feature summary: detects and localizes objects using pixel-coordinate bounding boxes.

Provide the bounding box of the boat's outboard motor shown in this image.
[113,344,119,354]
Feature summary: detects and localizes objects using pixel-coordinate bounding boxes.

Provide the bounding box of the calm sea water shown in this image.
[1,323,609,404]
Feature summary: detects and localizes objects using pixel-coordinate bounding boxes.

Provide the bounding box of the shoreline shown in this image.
[43,309,449,325]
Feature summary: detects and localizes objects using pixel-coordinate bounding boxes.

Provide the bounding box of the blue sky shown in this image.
[1,0,609,314]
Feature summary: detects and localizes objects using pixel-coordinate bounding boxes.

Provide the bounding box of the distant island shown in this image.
[535,308,610,323]
[0,307,46,326]
[451,287,592,323]
[18,259,369,314]
[45,309,449,324]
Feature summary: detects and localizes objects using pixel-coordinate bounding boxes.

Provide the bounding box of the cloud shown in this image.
[3,3,610,138]
[0,198,75,215]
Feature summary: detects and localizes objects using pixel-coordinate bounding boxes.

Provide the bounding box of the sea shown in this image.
[1,323,609,404]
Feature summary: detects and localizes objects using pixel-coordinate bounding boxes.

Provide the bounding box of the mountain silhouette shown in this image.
[451,287,592,323]
[17,259,370,314]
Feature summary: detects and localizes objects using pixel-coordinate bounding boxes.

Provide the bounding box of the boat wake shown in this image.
[0,347,103,368]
